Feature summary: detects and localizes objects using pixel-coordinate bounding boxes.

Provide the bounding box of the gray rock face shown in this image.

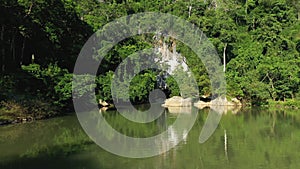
[194,97,242,108]
[193,100,211,109]
[194,97,242,114]
[162,96,242,114]
[162,96,192,107]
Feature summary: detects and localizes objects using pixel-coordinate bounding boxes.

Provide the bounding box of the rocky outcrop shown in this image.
[209,105,242,115]
[231,98,242,106]
[193,100,211,109]
[99,99,110,107]
[194,97,242,114]
[162,96,192,107]
[194,97,242,108]
[99,99,115,110]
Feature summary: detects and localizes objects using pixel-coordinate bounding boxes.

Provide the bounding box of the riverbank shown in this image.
[267,99,300,109]
[0,100,68,126]
[2,96,300,126]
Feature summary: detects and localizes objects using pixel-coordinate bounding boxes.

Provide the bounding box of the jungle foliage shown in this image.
[1,0,300,119]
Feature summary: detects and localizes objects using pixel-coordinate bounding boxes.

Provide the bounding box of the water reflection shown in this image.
[167,106,192,114]
[195,104,242,115]
[211,105,242,115]
[1,107,300,169]
[80,105,198,158]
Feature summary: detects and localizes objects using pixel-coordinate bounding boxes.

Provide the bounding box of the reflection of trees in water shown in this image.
[0,117,93,168]
[2,108,300,168]
[156,108,167,131]
[270,111,276,135]
[201,105,242,115]
[0,116,81,161]
[157,107,195,164]
[100,110,163,138]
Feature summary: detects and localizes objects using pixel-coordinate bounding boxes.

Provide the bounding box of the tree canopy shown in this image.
[1,0,300,113]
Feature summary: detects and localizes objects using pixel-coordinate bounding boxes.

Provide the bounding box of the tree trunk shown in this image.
[188,6,192,18]
[199,31,203,43]
[267,74,276,101]
[11,34,16,66]
[223,43,227,72]
[20,38,26,66]
[13,37,16,63]
[1,25,4,72]
[245,0,248,15]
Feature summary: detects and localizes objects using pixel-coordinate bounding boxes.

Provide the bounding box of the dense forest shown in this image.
[1,0,300,121]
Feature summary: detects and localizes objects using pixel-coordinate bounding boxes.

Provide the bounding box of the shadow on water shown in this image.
[0,115,98,169]
[0,149,98,169]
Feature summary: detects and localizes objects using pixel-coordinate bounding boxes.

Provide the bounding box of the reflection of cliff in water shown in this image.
[97,106,195,157]
[195,104,242,115]
[96,103,241,158]
[158,107,196,160]
[167,106,192,114]
[210,105,242,115]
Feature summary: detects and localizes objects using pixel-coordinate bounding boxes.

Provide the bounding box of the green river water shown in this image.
[1,106,300,169]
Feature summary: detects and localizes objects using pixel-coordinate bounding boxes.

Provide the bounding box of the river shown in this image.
[1,106,300,169]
